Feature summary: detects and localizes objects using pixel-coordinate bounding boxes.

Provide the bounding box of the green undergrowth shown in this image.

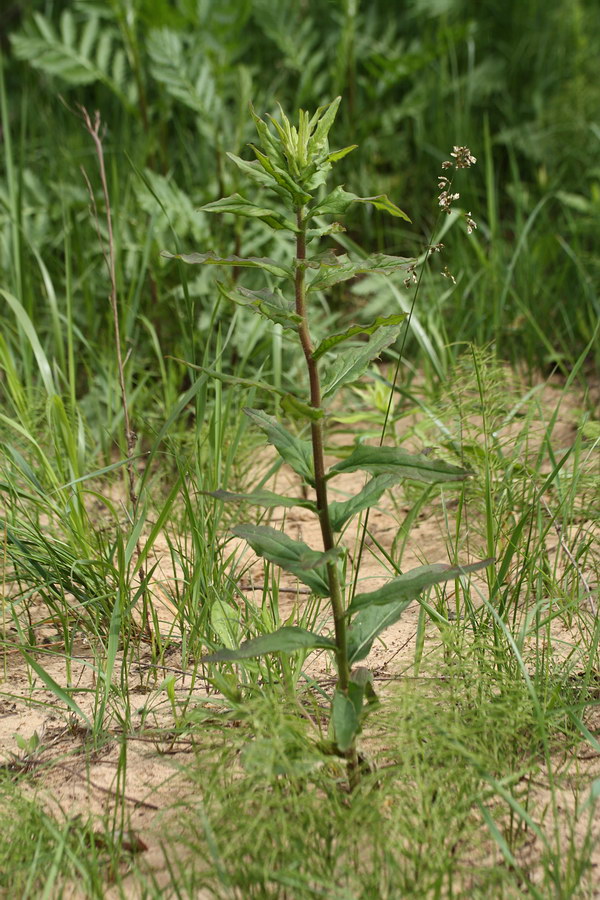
[2,628,598,900]
[0,773,146,899]
[169,667,598,900]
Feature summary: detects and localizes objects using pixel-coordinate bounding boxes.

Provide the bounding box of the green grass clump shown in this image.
[163,653,598,900]
[0,774,147,898]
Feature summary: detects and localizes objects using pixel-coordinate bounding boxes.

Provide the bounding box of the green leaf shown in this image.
[309,185,357,217]
[308,96,342,153]
[250,104,287,165]
[211,488,316,512]
[211,600,241,650]
[332,690,360,753]
[313,314,406,360]
[161,250,291,279]
[347,681,364,713]
[350,667,375,687]
[21,651,90,727]
[347,599,414,664]
[168,361,281,397]
[329,445,472,483]
[217,282,301,330]
[1,290,55,397]
[244,408,314,484]
[226,152,291,199]
[309,188,410,221]
[232,524,336,597]
[322,324,402,400]
[346,671,377,723]
[328,474,400,532]
[345,253,415,276]
[202,626,336,663]
[348,559,495,614]
[10,12,131,109]
[326,145,358,164]
[306,222,347,241]
[353,194,411,221]
[252,146,312,204]
[200,193,298,232]
[299,250,340,271]
[280,394,324,422]
[146,29,218,120]
[307,253,413,293]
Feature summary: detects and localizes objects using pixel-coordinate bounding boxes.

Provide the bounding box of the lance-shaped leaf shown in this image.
[226,152,291,199]
[200,193,298,232]
[217,282,301,330]
[299,249,340,270]
[322,323,402,400]
[347,598,414,664]
[348,559,495,614]
[326,145,358,164]
[211,488,316,513]
[348,669,376,718]
[329,445,471,483]
[168,360,281,398]
[250,104,288,167]
[313,314,406,360]
[350,666,378,698]
[306,222,347,241]
[21,651,91,726]
[309,185,358,217]
[202,625,336,663]
[161,250,291,279]
[307,253,413,293]
[244,408,314,484]
[280,394,324,422]
[332,690,360,753]
[308,96,342,153]
[309,187,410,222]
[265,107,303,175]
[252,146,312,204]
[328,474,401,532]
[232,524,338,597]
[353,194,411,221]
[211,600,240,650]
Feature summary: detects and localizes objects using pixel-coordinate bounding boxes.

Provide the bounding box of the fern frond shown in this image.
[147,29,217,122]
[10,10,132,109]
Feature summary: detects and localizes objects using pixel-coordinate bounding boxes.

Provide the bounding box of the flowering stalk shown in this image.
[352,145,479,601]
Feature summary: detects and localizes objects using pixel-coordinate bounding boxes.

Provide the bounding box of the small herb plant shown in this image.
[164,98,491,788]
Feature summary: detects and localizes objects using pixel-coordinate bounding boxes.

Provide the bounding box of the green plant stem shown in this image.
[295,208,359,788]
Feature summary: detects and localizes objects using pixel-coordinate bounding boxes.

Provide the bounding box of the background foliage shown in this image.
[2,0,599,422]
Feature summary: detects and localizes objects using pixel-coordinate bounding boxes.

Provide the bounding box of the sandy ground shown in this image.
[1,367,598,896]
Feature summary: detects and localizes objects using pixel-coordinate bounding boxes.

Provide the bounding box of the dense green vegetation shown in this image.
[2,0,600,395]
[0,1,599,897]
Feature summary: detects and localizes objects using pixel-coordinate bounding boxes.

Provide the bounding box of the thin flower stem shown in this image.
[349,166,462,606]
